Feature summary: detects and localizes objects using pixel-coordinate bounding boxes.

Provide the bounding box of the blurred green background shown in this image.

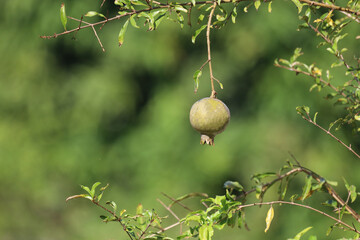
[1,0,360,239]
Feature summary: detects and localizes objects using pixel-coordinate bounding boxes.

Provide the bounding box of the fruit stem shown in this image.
[206,2,217,99]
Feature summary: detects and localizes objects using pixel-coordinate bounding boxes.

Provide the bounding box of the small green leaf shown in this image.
[293,226,313,240]
[264,205,274,233]
[198,14,205,23]
[174,5,188,13]
[301,175,312,201]
[106,201,117,212]
[268,1,272,12]
[199,225,214,240]
[193,69,202,93]
[85,11,106,19]
[350,185,357,203]
[129,15,140,28]
[65,194,88,202]
[313,112,318,123]
[192,25,207,43]
[118,18,130,46]
[223,181,243,191]
[231,7,237,24]
[80,185,92,195]
[60,3,67,31]
[254,0,261,10]
[291,0,303,13]
[191,0,196,6]
[90,182,101,198]
[326,225,333,236]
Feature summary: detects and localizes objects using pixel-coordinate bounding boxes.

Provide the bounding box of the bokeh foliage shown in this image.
[1,0,360,239]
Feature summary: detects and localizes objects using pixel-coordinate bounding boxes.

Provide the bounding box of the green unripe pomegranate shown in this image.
[189,97,230,145]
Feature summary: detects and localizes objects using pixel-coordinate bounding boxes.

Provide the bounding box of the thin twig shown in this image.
[68,16,105,52]
[139,218,155,239]
[302,112,360,159]
[299,0,360,16]
[238,200,360,233]
[157,199,182,234]
[274,63,354,104]
[206,2,217,98]
[92,200,135,240]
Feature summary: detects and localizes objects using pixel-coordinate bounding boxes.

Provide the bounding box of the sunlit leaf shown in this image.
[118,18,130,46]
[85,11,106,19]
[130,15,140,28]
[174,5,188,13]
[193,69,202,93]
[65,194,89,202]
[231,7,237,24]
[254,0,261,10]
[60,3,67,31]
[291,0,303,13]
[268,1,272,13]
[301,175,312,201]
[90,182,101,198]
[192,25,207,43]
[264,205,274,233]
[199,225,214,240]
[293,226,313,240]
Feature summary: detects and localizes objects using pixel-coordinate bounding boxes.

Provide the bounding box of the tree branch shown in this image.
[301,112,360,159]
[238,200,360,233]
[206,2,217,98]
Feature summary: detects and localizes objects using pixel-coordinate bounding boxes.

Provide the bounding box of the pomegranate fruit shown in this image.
[189,97,230,145]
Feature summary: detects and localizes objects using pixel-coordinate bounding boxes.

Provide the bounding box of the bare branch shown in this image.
[301,112,360,159]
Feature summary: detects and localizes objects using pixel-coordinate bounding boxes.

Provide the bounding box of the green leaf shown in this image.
[293,226,313,240]
[313,112,318,123]
[326,225,333,236]
[106,201,117,212]
[199,225,214,240]
[177,12,184,29]
[90,182,101,198]
[301,175,312,201]
[60,3,67,31]
[80,185,92,195]
[174,5,188,13]
[264,205,274,233]
[192,25,207,43]
[291,0,303,13]
[130,15,140,28]
[65,194,89,202]
[223,181,243,191]
[231,7,237,24]
[118,18,130,46]
[268,1,272,12]
[254,0,261,10]
[85,11,106,19]
[193,70,202,93]
[198,14,205,24]
[191,0,196,6]
[348,185,357,203]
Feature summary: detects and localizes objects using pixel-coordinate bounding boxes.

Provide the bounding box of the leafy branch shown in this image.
[67,159,360,239]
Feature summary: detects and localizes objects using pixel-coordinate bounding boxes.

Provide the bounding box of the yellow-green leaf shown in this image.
[254,0,261,10]
[264,205,274,233]
[60,3,67,31]
[118,18,130,46]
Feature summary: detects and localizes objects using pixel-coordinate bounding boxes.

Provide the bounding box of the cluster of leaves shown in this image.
[67,159,360,240]
[66,183,169,240]
[274,1,360,132]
